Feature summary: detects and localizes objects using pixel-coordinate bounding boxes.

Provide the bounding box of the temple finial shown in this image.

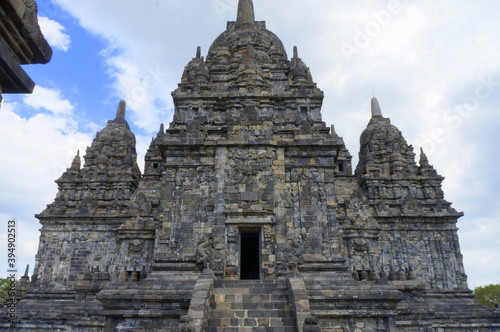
[116,100,126,121]
[293,46,298,59]
[23,264,30,278]
[237,0,255,25]
[71,150,81,170]
[196,46,201,59]
[419,148,430,167]
[371,97,383,118]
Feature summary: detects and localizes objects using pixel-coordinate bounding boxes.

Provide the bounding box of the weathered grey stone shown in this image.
[2,0,500,331]
[303,316,321,332]
[179,315,194,332]
[0,0,52,101]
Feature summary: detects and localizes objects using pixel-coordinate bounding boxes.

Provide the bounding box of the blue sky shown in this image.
[0,0,499,289]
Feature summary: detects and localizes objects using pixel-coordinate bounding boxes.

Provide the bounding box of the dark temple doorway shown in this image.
[240,231,260,280]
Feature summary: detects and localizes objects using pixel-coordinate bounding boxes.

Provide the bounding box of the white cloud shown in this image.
[38,16,71,52]
[135,134,153,173]
[24,86,75,116]
[50,0,195,133]
[0,100,90,207]
[460,216,500,287]
[104,54,169,132]
[0,100,92,276]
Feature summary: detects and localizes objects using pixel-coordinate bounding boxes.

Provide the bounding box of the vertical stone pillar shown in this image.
[215,147,229,275]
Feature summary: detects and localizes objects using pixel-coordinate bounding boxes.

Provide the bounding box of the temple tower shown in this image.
[143,0,347,279]
[4,1,500,331]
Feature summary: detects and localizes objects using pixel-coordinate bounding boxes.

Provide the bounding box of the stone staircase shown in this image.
[206,279,298,332]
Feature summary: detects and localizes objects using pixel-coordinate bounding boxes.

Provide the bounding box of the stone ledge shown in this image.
[0,41,34,93]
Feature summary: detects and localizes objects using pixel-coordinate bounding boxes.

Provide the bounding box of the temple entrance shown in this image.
[240,231,260,279]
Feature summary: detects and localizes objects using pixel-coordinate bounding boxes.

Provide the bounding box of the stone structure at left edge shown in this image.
[2,0,500,331]
[0,0,52,102]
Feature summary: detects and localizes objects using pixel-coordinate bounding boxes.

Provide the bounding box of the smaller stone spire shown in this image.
[237,0,255,25]
[371,97,383,118]
[115,100,126,121]
[21,264,30,281]
[194,57,210,83]
[196,46,201,59]
[417,147,439,177]
[330,124,337,136]
[290,46,312,84]
[30,267,39,286]
[69,150,80,169]
[419,148,430,168]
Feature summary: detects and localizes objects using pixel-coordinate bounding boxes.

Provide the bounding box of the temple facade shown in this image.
[3,0,500,331]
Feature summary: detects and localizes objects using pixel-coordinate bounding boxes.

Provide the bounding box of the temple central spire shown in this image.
[237,0,255,24]
[371,97,383,118]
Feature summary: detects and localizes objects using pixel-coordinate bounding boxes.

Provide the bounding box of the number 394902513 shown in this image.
[7,220,16,268]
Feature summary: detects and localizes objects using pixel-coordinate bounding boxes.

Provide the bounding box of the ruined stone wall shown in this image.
[340,218,467,290]
[379,220,466,290]
[285,164,337,260]
[34,222,120,290]
[317,317,386,332]
[33,219,156,290]
[154,146,217,261]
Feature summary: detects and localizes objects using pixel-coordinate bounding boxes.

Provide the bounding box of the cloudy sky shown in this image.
[0,0,499,289]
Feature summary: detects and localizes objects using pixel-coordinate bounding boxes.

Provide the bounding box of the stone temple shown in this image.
[3,0,500,331]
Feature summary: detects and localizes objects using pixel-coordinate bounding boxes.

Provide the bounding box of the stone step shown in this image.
[211,293,290,304]
[212,286,288,295]
[217,280,285,288]
[205,327,298,332]
[210,300,290,310]
[207,317,296,327]
[207,279,298,331]
[210,309,295,319]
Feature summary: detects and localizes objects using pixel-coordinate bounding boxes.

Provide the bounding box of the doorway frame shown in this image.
[239,228,261,280]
